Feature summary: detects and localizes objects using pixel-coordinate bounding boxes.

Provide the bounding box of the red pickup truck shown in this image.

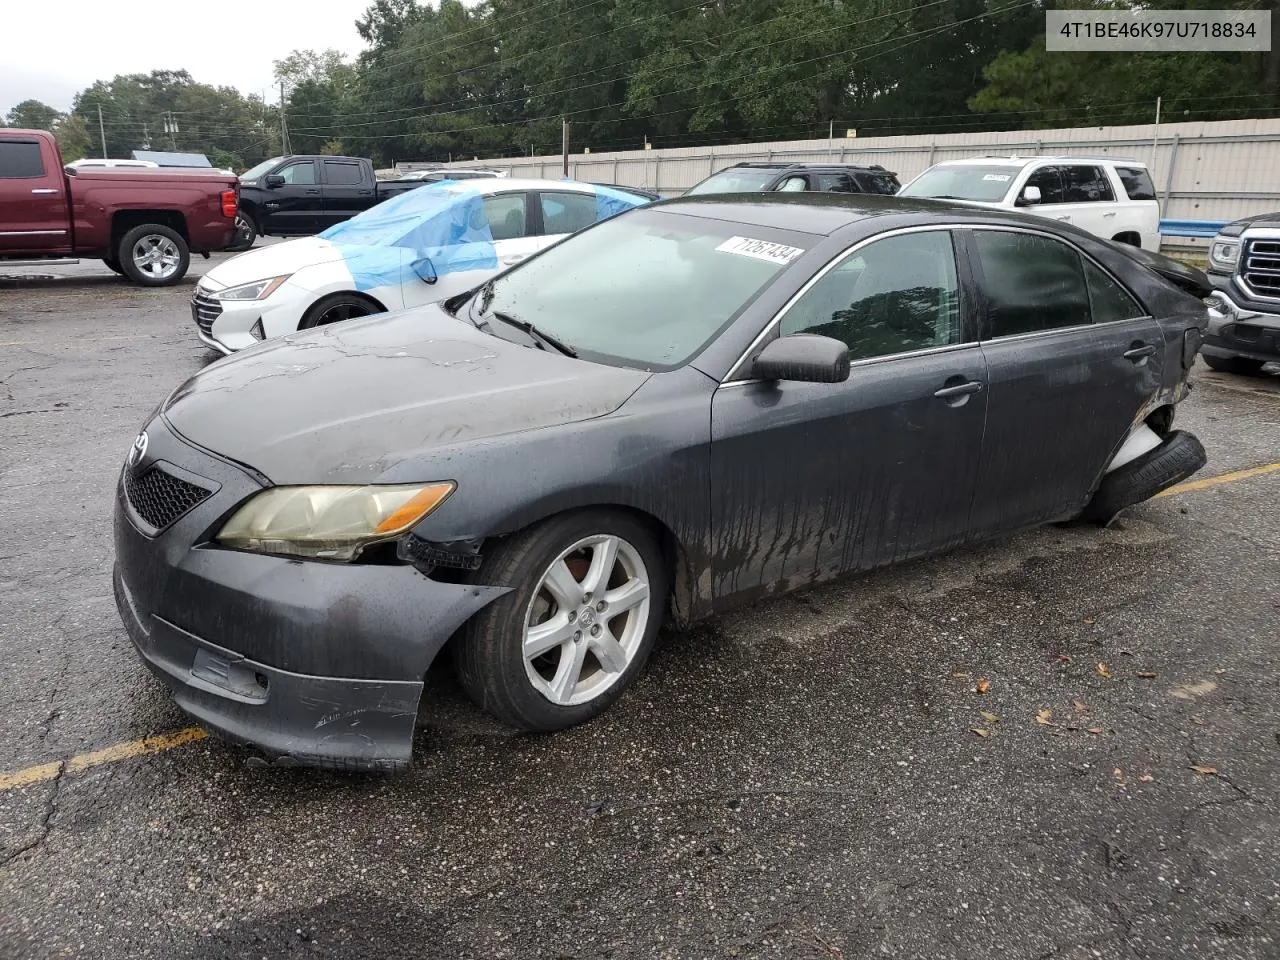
[0,129,238,286]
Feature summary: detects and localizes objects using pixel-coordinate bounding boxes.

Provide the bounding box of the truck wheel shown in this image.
[1082,430,1206,526]
[226,212,259,252]
[1202,354,1265,376]
[102,257,125,276]
[298,293,381,329]
[118,225,190,286]
[454,510,667,732]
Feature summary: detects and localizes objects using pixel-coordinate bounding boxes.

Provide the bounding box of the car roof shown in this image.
[935,155,1149,169]
[650,192,1012,236]
[725,161,894,174]
[431,177,597,194]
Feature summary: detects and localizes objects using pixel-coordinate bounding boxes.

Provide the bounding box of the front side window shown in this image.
[474,209,803,369]
[972,231,1090,337]
[1115,166,1156,201]
[1061,165,1115,203]
[0,141,45,179]
[779,231,962,361]
[776,176,808,192]
[1023,166,1067,204]
[482,193,528,240]
[539,191,598,235]
[323,160,363,185]
[278,161,316,185]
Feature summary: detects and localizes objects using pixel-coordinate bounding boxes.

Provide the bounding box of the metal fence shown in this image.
[421,116,1280,231]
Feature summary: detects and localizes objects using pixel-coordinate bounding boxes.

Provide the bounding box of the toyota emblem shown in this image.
[127,431,149,468]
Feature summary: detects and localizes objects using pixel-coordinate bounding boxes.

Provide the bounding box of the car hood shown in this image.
[201,237,345,291]
[161,306,651,484]
[1218,211,1280,237]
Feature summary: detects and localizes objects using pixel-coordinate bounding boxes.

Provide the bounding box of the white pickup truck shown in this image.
[899,156,1161,251]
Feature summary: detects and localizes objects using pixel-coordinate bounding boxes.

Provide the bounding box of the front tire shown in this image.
[298,293,381,329]
[1202,353,1266,376]
[118,224,190,286]
[226,211,259,252]
[102,257,124,275]
[455,510,667,732]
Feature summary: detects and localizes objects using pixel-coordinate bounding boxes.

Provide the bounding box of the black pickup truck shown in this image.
[229,155,425,250]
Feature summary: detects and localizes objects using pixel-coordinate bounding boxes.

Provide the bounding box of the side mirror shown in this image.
[411,256,437,284]
[752,334,849,384]
[264,174,285,188]
[1017,184,1042,206]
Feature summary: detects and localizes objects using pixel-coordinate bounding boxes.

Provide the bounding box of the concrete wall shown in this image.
[422,117,1280,225]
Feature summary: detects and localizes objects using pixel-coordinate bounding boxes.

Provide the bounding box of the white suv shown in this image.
[899,156,1160,251]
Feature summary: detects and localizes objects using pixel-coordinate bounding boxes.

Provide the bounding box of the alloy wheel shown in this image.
[131,235,181,281]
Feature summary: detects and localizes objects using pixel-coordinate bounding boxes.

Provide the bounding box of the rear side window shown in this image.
[814,172,859,193]
[539,191,598,235]
[1084,260,1144,323]
[483,193,528,241]
[1061,165,1115,203]
[0,140,45,178]
[322,160,363,185]
[1023,166,1066,204]
[973,231,1091,337]
[856,171,901,195]
[1115,166,1157,201]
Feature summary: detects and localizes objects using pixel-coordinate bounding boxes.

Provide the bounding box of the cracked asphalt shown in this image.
[1,255,1279,959]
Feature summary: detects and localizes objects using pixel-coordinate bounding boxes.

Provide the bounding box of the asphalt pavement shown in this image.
[1,255,1278,959]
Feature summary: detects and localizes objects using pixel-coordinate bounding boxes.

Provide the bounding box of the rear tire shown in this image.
[1083,430,1206,525]
[298,293,381,329]
[118,224,190,286]
[1202,353,1266,376]
[454,510,667,732]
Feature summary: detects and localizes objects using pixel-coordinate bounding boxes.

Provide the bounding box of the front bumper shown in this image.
[1205,278,1280,363]
[112,415,508,770]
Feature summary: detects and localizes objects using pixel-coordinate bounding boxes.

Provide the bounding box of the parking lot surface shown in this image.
[1,256,1279,959]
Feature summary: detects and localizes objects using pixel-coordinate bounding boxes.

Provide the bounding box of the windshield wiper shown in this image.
[491,310,578,358]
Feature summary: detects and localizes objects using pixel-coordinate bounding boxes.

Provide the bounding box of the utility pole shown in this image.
[279,82,292,156]
[163,112,179,151]
[1151,96,1162,167]
[561,119,569,178]
[97,104,107,159]
[828,120,834,160]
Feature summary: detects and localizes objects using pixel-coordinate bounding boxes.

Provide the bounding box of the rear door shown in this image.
[320,158,375,227]
[963,226,1166,532]
[0,136,68,253]
[535,189,601,250]
[709,228,989,605]
[813,171,861,194]
[484,191,541,266]
[1047,164,1118,240]
[260,159,324,235]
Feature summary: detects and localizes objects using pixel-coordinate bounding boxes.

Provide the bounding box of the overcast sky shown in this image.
[3,0,375,115]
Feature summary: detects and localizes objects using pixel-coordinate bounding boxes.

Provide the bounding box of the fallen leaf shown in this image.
[1138,775,1154,782]
[975,678,991,694]
[1073,699,1088,714]
[981,711,999,723]
[1213,668,1226,675]
[1087,727,1103,735]
[1171,680,1217,700]
[1097,662,1112,679]
[970,728,989,738]
[1114,767,1124,779]
[1084,617,1095,624]
[1190,765,1218,776]
[1191,715,1205,725]
[1057,654,1072,663]
[1137,671,1156,679]
[1036,709,1054,726]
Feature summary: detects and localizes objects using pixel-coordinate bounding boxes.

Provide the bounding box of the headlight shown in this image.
[217,275,291,301]
[216,482,454,561]
[1209,239,1239,268]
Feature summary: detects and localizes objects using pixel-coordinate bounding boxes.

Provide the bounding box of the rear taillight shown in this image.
[221,190,237,219]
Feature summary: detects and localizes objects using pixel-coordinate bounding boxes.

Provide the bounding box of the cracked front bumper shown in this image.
[111,415,508,771]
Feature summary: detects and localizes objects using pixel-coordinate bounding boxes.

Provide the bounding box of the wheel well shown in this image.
[112,210,188,248]
[313,290,388,313]
[1112,231,1141,247]
[1145,404,1175,436]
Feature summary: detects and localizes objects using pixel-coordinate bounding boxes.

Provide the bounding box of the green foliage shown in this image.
[4,99,63,131]
[53,114,92,162]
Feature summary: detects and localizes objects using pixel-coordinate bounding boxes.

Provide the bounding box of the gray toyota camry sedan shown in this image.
[113,194,1208,771]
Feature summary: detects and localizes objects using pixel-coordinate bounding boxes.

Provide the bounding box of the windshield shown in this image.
[474,209,807,369]
[240,157,285,181]
[899,165,1021,202]
[686,168,782,196]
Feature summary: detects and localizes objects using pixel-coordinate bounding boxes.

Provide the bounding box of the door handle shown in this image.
[358,190,372,196]
[305,188,321,194]
[31,188,57,195]
[1103,211,1117,218]
[501,254,527,265]
[933,380,984,400]
[1055,215,1071,221]
[1123,343,1157,362]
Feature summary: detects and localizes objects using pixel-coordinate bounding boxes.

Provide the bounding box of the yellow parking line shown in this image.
[0,727,207,791]
[1155,461,1280,499]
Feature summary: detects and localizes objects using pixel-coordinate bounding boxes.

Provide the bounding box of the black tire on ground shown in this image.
[454,510,668,732]
[226,211,259,252]
[117,224,190,286]
[298,293,381,329]
[1202,353,1266,376]
[102,257,124,275]
[1083,430,1207,526]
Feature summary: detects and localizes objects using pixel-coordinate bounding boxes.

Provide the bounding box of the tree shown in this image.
[5,99,62,131]
[53,115,92,161]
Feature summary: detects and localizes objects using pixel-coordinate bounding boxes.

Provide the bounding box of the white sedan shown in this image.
[191,178,650,354]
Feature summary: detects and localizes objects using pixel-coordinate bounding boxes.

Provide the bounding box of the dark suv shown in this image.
[685,162,900,197]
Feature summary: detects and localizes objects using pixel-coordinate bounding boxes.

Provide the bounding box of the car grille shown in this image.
[191,291,223,335]
[1241,238,1280,298]
[123,465,213,531]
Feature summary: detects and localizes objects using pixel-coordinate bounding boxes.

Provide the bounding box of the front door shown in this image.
[260,159,324,235]
[709,229,989,606]
[0,137,68,253]
[963,227,1167,532]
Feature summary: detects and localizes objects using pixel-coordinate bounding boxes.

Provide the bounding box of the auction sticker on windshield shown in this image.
[716,236,804,265]
[982,174,1011,181]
